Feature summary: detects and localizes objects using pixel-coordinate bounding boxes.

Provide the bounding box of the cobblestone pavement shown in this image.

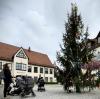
[0,84,100,99]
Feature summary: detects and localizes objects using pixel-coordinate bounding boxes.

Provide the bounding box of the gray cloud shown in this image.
[0,0,100,63]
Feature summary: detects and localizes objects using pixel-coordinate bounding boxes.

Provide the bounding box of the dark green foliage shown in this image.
[57,3,94,93]
[54,66,64,84]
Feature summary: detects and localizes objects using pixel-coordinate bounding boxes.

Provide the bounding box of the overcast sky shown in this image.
[0,0,100,63]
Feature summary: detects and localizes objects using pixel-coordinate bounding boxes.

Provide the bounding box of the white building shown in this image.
[0,42,55,82]
[84,32,100,76]
[88,32,100,60]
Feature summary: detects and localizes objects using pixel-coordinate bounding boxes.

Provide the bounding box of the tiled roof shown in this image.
[0,42,54,68]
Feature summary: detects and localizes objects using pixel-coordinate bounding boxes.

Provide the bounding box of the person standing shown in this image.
[3,63,12,98]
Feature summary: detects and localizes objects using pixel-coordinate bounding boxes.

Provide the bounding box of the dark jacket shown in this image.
[3,69,12,84]
[37,77,45,85]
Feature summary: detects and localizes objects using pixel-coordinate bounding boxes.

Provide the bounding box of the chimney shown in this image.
[28,46,31,52]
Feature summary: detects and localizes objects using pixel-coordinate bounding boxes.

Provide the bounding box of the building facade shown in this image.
[88,32,100,60]
[0,42,56,82]
[85,32,100,75]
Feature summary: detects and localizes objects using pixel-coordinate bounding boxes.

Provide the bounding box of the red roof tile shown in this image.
[0,42,54,68]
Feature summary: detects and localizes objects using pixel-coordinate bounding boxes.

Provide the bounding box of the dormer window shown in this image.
[88,43,91,48]
[16,50,26,58]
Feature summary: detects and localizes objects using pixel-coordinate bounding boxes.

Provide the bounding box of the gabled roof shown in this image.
[0,42,54,68]
[88,31,100,41]
[96,31,100,39]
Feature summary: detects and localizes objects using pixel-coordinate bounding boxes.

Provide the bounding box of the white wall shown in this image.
[0,48,55,82]
[0,59,55,82]
[13,56,28,77]
[94,47,100,60]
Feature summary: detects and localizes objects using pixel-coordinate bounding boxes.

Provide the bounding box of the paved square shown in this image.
[0,84,100,99]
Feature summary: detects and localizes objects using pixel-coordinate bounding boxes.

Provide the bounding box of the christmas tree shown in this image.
[57,3,94,93]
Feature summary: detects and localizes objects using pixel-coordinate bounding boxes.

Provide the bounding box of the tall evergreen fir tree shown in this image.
[57,4,94,93]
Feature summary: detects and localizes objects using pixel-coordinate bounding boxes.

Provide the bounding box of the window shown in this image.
[50,69,53,74]
[16,50,26,58]
[0,62,2,70]
[16,63,26,71]
[28,66,32,72]
[50,77,53,82]
[40,67,43,73]
[98,51,100,54]
[98,37,100,43]
[22,64,26,71]
[87,43,91,48]
[45,68,48,74]
[16,63,22,70]
[45,77,48,82]
[34,67,38,73]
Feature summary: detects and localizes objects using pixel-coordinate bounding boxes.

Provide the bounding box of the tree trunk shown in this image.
[76,83,81,93]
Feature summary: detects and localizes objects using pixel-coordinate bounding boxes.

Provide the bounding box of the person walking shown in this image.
[37,75,45,91]
[3,63,12,99]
